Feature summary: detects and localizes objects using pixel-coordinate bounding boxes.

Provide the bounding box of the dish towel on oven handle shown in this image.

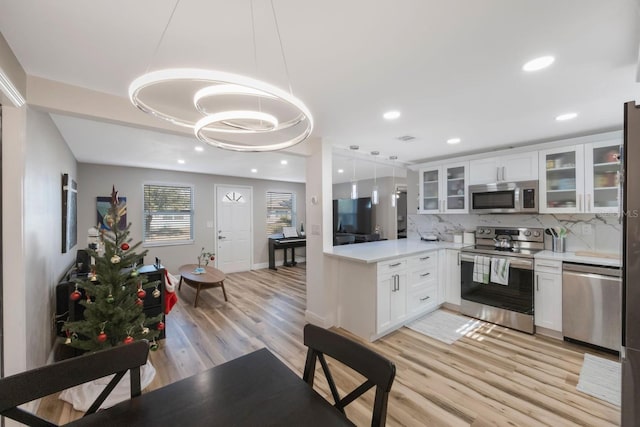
[490,258,510,286]
[473,255,490,284]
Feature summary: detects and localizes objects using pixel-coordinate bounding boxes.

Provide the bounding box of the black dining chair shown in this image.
[0,340,149,426]
[302,324,396,427]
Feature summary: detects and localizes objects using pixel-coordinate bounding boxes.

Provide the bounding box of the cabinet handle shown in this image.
[536,263,560,269]
[536,275,539,291]
[502,166,506,181]
[420,296,430,302]
[457,252,461,266]
[587,194,591,212]
[420,256,430,261]
[578,194,583,212]
[420,272,430,277]
[389,262,402,268]
[496,167,500,182]
[395,274,399,291]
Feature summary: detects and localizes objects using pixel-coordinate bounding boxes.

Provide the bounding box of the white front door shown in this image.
[215,185,252,273]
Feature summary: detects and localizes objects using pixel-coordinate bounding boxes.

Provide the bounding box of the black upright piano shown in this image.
[268,234,306,270]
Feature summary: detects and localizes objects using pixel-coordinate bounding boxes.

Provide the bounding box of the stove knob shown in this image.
[523,230,531,237]
[533,231,541,237]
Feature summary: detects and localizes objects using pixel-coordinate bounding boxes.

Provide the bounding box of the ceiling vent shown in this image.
[397,135,416,142]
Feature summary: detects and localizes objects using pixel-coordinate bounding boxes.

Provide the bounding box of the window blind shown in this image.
[143,184,194,243]
[266,192,295,235]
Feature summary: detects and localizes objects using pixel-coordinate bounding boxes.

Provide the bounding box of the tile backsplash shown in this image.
[408,213,622,254]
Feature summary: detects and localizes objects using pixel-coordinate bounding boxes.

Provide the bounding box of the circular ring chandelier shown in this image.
[129,68,313,152]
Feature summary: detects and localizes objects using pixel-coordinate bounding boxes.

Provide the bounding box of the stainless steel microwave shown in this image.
[469,180,538,213]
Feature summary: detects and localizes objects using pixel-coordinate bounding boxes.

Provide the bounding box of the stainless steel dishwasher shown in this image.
[562,262,621,352]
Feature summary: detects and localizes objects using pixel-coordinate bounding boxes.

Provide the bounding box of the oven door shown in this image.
[460,253,534,315]
[470,187,518,213]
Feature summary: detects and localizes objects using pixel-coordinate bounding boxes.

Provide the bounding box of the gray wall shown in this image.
[24,109,78,367]
[77,164,306,273]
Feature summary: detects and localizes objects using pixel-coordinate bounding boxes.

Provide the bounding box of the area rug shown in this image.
[406,310,481,344]
[576,353,621,406]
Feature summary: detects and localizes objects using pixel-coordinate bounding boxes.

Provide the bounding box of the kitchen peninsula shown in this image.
[324,239,465,341]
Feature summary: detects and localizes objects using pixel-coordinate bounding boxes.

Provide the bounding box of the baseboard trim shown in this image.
[305,310,333,328]
[253,257,306,271]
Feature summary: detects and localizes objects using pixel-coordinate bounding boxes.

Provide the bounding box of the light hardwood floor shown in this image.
[38,264,620,426]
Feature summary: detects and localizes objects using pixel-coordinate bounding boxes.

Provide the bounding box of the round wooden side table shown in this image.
[178,264,227,308]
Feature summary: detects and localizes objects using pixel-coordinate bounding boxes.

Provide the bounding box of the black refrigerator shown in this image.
[622,101,640,426]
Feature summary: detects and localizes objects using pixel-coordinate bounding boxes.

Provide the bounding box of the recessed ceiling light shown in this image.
[251,168,258,173]
[177,159,185,164]
[280,159,288,165]
[338,169,344,174]
[522,55,555,72]
[383,111,401,120]
[556,112,578,121]
[446,138,461,144]
[194,146,204,152]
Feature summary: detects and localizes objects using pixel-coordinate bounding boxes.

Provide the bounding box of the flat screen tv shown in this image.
[333,197,372,235]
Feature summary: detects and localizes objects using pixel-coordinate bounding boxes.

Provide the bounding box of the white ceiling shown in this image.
[1,0,638,183]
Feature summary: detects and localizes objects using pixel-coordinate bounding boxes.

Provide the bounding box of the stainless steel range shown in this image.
[460,226,544,334]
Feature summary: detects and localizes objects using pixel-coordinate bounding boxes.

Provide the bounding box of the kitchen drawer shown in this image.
[407,285,438,316]
[407,252,437,269]
[535,259,562,274]
[378,259,407,277]
[407,267,437,289]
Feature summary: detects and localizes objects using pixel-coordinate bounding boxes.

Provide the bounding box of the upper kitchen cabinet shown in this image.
[469,151,538,185]
[584,140,621,213]
[539,140,621,214]
[418,162,469,214]
[539,145,585,213]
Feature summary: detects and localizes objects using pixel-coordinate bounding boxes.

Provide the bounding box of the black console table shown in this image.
[268,234,306,270]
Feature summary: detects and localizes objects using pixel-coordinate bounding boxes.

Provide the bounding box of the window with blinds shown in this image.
[143,184,194,244]
[266,192,296,235]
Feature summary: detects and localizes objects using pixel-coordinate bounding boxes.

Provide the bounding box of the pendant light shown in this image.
[128,0,313,152]
[390,156,398,208]
[371,151,380,205]
[350,145,359,199]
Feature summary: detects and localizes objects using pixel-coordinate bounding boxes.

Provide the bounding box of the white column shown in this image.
[2,105,28,376]
[304,138,335,327]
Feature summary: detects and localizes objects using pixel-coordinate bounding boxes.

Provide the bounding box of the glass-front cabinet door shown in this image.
[444,162,469,213]
[584,140,621,213]
[418,162,469,214]
[419,167,440,213]
[539,146,585,213]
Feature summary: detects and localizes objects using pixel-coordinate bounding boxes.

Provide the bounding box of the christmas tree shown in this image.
[64,186,162,351]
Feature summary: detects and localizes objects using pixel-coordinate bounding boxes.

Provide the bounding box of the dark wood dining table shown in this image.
[67,347,354,426]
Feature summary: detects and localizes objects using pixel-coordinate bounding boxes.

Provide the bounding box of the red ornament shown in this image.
[120,243,130,251]
[137,289,147,299]
[135,298,143,306]
[157,321,165,331]
[97,332,107,343]
[70,290,82,301]
[123,336,134,344]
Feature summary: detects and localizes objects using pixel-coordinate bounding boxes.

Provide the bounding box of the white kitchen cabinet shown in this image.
[406,252,438,316]
[418,162,469,214]
[584,140,621,214]
[377,271,407,332]
[469,151,538,185]
[539,145,585,213]
[534,260,563,333]
[539,139,621,214]
[445,249,461,306]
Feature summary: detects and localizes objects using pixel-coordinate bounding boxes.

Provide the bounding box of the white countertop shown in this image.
[324,239,467,264]
[534,250,621,267]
